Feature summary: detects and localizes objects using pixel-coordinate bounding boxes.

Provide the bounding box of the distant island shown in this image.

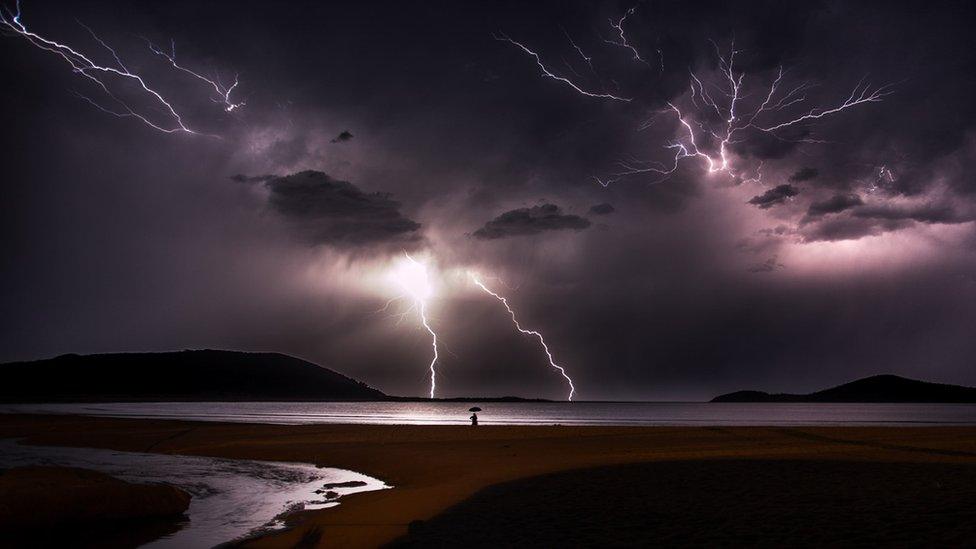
[712,374,976,403]
[0,350,552,403]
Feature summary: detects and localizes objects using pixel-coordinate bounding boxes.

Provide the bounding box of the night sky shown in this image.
[2,0,975,400]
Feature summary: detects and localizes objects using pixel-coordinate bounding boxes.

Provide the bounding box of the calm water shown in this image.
[0,439,388,548]
[4,401,976,425]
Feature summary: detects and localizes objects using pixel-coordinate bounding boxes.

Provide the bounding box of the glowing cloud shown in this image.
[389,253,441,398]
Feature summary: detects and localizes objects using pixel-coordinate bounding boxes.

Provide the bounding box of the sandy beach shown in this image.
[2,414,975,547]
[393,459,976,547]
[0,464,190,548]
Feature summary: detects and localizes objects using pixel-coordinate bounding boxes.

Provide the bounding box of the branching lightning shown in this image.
[561,26,595,75]
[0,0,242,135]
[471,274,576,401]
[605,6,650,67]
[390,253,441,399]
[498,8,893,187]
[594,42,891,186]
[493,32,632,102]
[144,38,245,113]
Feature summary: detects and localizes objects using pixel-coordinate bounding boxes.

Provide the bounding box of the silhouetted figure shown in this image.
[470,413,478,426]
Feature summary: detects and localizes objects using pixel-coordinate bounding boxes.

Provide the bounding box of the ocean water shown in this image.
[4,401,976,426]
[0,439,388,548]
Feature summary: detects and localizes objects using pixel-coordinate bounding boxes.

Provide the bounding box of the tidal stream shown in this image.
[0,439,388,548]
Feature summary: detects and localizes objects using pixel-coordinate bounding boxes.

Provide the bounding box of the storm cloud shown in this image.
[800,216,912,242]
[747,185,799,209]
[2,0,976,401]
[789,167,819,182]
[853,203,976,225]
[747,256,784,273]
[230,174,276,183]
[806,193,864,217]
[261,171,422,248]
[473,203,591,239]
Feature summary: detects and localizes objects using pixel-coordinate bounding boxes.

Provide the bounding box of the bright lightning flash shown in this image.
[498,7,893,187]
[470,273,576,401]
[0,0,242,135]
[389,253,441,399]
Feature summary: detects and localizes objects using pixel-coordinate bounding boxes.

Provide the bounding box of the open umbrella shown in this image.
[468,407,482,412]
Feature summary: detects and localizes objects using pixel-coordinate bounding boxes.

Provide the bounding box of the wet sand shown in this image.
[1,414,975,548]
[0,465,190,548]
[392,460,976,547]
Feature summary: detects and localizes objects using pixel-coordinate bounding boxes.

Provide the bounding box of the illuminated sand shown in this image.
[2,415,975,547]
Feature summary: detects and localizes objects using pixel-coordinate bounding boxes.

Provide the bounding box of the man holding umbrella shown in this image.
[469,407,481,426]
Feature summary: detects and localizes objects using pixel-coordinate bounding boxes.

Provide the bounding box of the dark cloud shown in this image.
[747,184,799,209]
[589,203,615,215]
[473,203,591,239]
[733,127,813,160]
[800,201,975,242]
[758,225,793,237]
[747,256,784,273]
[806,193,864,217]
[736,235,780,255]
[330,130,354,143]
[801,216,913,242]
[262,171,421,248]
[853,203,976,225]
[789,167,819,182]
[231,174,276,183]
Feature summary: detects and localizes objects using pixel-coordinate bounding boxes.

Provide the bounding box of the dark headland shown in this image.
[0,350,386,402]
[0,350,549,403]
[712,374,976,403]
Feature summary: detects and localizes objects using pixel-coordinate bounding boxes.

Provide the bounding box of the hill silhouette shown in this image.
[712,374,976,403]
[0,350,386,402]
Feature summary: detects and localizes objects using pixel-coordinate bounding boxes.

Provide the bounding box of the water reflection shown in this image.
[0,439,388,548]
[4,401,976,426]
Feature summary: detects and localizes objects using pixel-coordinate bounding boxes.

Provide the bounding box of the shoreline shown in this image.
[2,414,976,547]
[5,401,976,428]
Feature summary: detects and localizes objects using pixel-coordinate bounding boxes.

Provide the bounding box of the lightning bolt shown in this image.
[865,164,896,192]
[144,38,245,113]
[0,0,241,135]
[499,8,893,187]
[604,6,650,67]
[494,32,632,102]
[417,297,439,400]
[561,26,595,75]
[471,274,576,401]
[391,253,441,399]
[595,42,892,186]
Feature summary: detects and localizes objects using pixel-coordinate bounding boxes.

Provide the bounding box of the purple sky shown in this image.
[1,0,975,400]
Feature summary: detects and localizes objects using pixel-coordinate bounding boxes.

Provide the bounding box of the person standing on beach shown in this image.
[470,412,478,426]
